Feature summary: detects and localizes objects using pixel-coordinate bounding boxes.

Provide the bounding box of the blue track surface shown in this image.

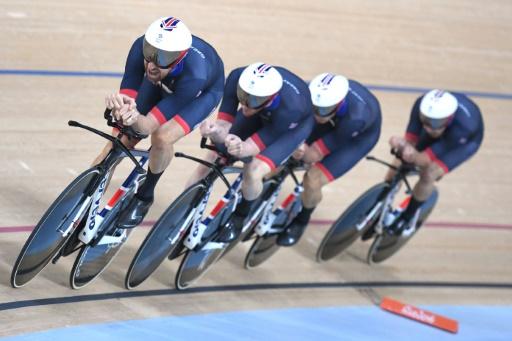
[1,69,511,100]
[3,305,512,340]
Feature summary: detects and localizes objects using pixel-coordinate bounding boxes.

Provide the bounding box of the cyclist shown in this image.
[193,62,314,243]
[98,16,224,228]
[277,73,382,246]
[380,89,484,235]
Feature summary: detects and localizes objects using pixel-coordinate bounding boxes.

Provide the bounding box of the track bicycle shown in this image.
[316,151,439,264]
[11,109,149,289]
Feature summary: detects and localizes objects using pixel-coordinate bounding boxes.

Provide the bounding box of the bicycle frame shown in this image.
[57,151,149,246]
[255,183,303,236]
[85,154,148,245]
[183,172,243,250]
[61,116,150,246]
[362,154,418,236]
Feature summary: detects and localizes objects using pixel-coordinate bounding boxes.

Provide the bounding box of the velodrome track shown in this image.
[1,0,511,339]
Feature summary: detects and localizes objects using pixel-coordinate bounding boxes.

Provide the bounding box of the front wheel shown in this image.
[368,188,439,264]
[316,183,389,262]
[11,167,99,288]
[125,183,206,289]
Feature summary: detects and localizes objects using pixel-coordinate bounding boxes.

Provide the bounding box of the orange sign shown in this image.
[380,297,459,333]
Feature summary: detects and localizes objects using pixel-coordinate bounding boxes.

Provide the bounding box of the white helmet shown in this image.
[143,17,192,69]
[419,89,458,129]
[237,63,283,109]
[309,73,349,117]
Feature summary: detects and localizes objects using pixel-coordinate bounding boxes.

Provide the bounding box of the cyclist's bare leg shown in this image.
[412,162,444,201]
[116,118,186,228]
[301,165,330,209]
[148,119,185,172]
[242,158,272,200]
[217,158,272,242]
[276,162,329,246]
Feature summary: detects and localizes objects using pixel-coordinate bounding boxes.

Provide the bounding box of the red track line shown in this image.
[0,220,511,234]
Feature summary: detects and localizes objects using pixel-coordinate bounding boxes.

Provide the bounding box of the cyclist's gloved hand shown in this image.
[225,134,243,158]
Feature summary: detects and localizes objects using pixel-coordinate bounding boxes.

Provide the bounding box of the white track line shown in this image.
[66,168,78,176]
[7,12,27,19]
[18,160,34,173]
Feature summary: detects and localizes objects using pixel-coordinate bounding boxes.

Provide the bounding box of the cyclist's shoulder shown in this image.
[451,93,483,134]
[189,35,222,63]
[347,80,378,106]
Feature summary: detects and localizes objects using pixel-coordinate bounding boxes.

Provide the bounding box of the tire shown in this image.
[316,183,389,262]
[124,183,206,289]
[368,188,439,264]
[11,168,99,288]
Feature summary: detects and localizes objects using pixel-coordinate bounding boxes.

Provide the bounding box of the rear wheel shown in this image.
[245,235,280,269]
[368,188,439,264]
[11,168,99,288]
[125,183,206,289]
[316,183,389,262]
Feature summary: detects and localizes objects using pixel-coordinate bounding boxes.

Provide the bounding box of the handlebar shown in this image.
[67,108,148,174]
[366,150,419,192]
[103,108,148,140]
[174,137,236,190]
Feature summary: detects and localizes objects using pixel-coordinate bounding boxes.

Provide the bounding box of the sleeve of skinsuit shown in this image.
[405,96,423,144]
[217,68,244,123]
[316,118,367,155]
[148,77,207,126]
[250,109,305,152]
[423,130,480,174]
[119,36,146,99]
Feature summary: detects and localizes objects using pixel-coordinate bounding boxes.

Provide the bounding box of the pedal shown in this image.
[401,210,420,237]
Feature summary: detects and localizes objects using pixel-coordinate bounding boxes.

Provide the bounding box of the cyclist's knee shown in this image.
[419,162,444,183]
[304,168,326,192]
[245,159,270,183]
[151,128,180,149]
[152,120,186,147]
